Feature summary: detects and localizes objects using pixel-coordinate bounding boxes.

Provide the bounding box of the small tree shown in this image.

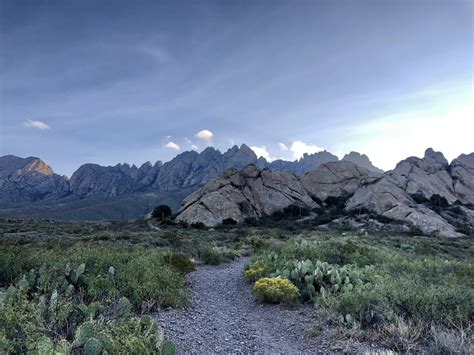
[152,205,172,221]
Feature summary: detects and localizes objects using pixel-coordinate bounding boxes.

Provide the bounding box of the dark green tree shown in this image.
[151,205,172,221]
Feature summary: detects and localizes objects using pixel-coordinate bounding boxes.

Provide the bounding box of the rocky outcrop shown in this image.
[176,148,474,237]
[342,152,383,173]
[0,155,69,202]
[344,149,474,237]
[344,177,464,237]
[175,161,379,227]
[176,165,318,226]
[450,153,474,204]
[267,151,339,176]
[301,161,380,201]
[387,148,457,203]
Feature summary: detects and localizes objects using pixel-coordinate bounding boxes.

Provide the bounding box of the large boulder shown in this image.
[388,148,457,203]
[301,161,380,201]
[450,153,474,204]
[175,165,318,226]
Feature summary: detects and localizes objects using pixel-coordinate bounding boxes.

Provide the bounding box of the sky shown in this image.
[1,0,472,176]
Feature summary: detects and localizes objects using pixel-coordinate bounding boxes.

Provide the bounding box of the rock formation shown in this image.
[301,161,380,201]
[176,149,474,237]
[344,149,474,237]
[176,165,318,226]
[342,152,384,173]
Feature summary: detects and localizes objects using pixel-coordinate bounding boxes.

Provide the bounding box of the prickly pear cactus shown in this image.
[84,337,103,355]
[74,321,95,346]
[33,336,54,354]
[117,297,132,318]
[18,275,30,290]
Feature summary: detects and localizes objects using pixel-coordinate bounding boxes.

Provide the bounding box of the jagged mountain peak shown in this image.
[0,155,54,177]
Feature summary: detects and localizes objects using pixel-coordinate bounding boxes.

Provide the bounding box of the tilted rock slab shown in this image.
[176,165,318,226]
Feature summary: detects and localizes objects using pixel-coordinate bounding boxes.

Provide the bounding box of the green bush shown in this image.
[0,240,186,353]
[244,261,268,282]
[252,277,299,304]
[164,252,196,274]
[248,236,473,328]
[200,247,223,265]
[152,205,173,220]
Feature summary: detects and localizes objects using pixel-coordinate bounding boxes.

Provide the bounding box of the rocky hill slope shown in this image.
[176,149,474,237]
[0,145,382,220]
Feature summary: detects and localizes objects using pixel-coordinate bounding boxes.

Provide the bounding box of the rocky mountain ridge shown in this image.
[0,145,382,203]
[176,149,474,238]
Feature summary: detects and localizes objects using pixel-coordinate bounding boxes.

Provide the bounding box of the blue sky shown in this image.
[1,0,472,176]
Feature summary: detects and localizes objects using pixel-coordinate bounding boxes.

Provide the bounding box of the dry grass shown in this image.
[428,323,472,355]
[379,316,424,353]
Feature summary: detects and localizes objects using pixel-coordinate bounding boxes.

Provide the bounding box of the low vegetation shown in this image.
[245,234,473,352]
[1,218,472,353]
[252,277,299,304]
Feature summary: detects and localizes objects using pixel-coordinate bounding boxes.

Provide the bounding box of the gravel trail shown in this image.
[155,257,328,354]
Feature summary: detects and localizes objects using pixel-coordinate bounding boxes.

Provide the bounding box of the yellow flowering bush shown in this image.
[252,277,299,304]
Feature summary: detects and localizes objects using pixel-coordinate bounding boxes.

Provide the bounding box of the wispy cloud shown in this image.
[24,119,50,130]
[278,142,288,151]
[164,141,180,150]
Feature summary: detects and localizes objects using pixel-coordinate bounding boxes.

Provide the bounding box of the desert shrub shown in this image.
[200,247,223,265]
[222,218,237,225]
[164,252,196,274]
[244,261,268,282]
[324,195,349,209]
[252,277,299,304]
[379,316,424,353]
[411,193,430,204]
[248,236,473,330]
[330,286,391,326]
[243,217,260,226]
[0,240,184,353]
[151,205,172,220]
[428,324,472,355]
[430,194,450,208]
[190,222,206,229]
[71,316,167,354]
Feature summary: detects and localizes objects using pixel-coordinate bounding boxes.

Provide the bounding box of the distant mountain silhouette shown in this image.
[0,144,383,220]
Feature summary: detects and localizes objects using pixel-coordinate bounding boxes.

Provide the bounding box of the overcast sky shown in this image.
[1,0,472,176]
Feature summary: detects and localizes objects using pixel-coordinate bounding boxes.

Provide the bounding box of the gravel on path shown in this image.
[155,257,334,354]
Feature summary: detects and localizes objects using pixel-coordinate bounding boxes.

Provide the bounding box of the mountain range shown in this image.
[0,144,382,220]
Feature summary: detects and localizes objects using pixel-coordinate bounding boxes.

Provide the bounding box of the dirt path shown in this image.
[155,257,330,354]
